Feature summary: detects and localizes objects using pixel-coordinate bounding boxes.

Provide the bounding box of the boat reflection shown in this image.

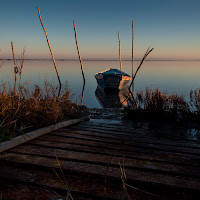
[95,86,130,108]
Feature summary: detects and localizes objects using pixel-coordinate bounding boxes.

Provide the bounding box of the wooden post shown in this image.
[73,20,86,106]
[118,31,122,71]
[73,20,86,85]
[132,21,134,93]
[132,21,134,78]
[37,7,62,96]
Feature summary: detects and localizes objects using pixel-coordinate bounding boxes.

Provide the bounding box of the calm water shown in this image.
[1,60,200,108]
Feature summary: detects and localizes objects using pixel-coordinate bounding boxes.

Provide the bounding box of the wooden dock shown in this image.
[0,119,200,200]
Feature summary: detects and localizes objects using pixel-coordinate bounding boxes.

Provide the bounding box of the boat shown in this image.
[95,86,130,108]
[94,68,131,90]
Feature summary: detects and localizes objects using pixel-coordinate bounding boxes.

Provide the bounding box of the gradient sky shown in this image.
[0,0,200,60]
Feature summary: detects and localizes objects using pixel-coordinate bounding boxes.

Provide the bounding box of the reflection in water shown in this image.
[2,60,200,108]
[95,86,130,108]
[81,81,85,106]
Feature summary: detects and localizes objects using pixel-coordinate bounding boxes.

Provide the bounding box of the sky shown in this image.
[0,0,200,60]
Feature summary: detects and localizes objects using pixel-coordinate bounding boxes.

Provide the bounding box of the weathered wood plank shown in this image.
[60,128,200,149]
[46,131,200,156]
[0,165,165,200]
[27,139,200,166]
[33,135,200,162]
[1,119,200,200]
[7,144,200,178]
[0,117,89,153]
[70,125,200,145]
[1,152,200,191]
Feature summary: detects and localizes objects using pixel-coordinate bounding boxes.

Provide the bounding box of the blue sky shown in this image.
[0,0,200,60]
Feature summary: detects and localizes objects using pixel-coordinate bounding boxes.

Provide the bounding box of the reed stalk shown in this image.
[37,6,62,96]
[122,47,153,106]
[54,153,73,200]
[73,20,86,105]
[81,82,85,106]
[118,31,122,71]
[11,42,19,94]
[73,20,85,84]
[129,47,153,88]
[0,60,4,68]
[19,48,25,81]
[131,21,134,94]
[132,21,134,78]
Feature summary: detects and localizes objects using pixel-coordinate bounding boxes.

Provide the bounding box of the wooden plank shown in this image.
[1,152,200,191]
[0,180,57,200]
[7,144,200,178]
[27,139,200,166]
[75,122,200,141]
[78,122,147,132]
[58,128,200,149]
[70,125,200,145]
[46,131,200,156]
[0,117,89,153]
[34,135,200,162]
[79,121,200,141]
[0,165,165,200]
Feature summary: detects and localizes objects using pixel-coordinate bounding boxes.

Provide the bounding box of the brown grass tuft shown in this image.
[124,88,191,123]
[0,81,82,142]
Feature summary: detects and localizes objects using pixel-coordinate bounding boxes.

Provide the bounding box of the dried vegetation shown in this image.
[124,88,200,124]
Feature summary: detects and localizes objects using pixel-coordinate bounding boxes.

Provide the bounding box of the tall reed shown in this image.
[73,20,85,106]
[122,47,154,106]
[190,88,200,119]
[0,60,4,68]
[131,21,134,78]
[129,47,153,88]
[10,42,26,94]
[118,31,122,71]
[37,6,62,96]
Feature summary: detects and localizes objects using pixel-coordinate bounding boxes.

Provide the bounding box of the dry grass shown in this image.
[189,88,200,120]
[124,88,196,123]
[0,81,83,142]
[0,19,84,142]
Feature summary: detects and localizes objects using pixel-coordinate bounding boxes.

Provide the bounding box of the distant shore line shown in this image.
[1,58,200,62]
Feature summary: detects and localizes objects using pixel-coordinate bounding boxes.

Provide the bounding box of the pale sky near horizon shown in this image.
[0,0,200,60]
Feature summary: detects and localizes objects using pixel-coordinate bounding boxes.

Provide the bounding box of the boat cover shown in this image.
[95,68,131,77]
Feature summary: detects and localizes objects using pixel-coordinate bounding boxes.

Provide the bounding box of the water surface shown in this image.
[1,60,200,108]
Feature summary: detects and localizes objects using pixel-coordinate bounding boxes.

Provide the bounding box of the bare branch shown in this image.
[37,6,62,96]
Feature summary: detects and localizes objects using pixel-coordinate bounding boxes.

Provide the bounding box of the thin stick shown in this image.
[19,48,26,83]
[121,47,154,105]
[129,47,154,88]
[104,155,113,200]
[132,21,134,78]
[131,21,134,93]
[54,153,73,200]
[11,42,18,94]
[0,49,4,68]
[73,20,86,86]
[118,31,122,71]
[0,60,4,68]
[37,7,62,95]
[81,81,85,106]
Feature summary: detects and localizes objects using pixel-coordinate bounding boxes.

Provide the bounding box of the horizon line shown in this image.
[1,58,200,62]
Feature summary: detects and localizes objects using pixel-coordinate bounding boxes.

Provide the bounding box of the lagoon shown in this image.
[1,60,200,108]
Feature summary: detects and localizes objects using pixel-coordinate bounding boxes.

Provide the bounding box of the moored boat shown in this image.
[94,68,131,90]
